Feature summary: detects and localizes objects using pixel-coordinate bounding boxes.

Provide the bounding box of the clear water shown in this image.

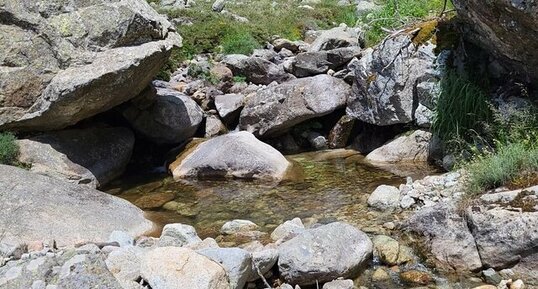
[105,149,438,239]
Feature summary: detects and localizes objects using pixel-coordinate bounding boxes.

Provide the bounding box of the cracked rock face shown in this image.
[452,0,538,82]
[0,0,182,131]
[239,75,350,137]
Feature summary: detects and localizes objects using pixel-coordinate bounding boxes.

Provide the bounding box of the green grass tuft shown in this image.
[221,29,260,55]
[0,132,19,165]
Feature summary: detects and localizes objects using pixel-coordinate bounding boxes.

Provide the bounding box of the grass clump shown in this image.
[0,132,19,165]
[432,69,493,154]
[221,29,260,55]
[359,0,452,46]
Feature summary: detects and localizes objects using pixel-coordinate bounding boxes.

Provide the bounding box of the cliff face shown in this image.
[452,0,538,83]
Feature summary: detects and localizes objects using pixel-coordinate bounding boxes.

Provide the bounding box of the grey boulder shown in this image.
[291,47,361,77]
[346,35,438,126]
[169,131,291,180]
[309,26,363,52]
[0,0,181,131]
[367,185,400,210]
[239,75,350,137]
[215,93,245,124]
[0,165,153,247]
[366,130,433,163]
[17,127,134,188]
[158,223,202,247]
[198,248,252,289]
[278,222,373,285]
[222,55,291,85]
[121,84,204,144]
[404,203,482,272]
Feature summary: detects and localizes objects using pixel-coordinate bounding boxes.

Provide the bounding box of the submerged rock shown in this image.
[0,165,153,248]
[239,75,350,137]
[0,0,181,131]
[121,84,204,144]
[169,132,291,180]
[278,222,373,285]
[17,127,134,188]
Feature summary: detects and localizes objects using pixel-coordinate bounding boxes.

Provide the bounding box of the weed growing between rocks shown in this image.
[0,132,18,166]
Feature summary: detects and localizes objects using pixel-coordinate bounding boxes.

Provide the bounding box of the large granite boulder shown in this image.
[17,127,134,188]
[121,83,203,144]
[309,26,363,52]
[466,205,538,269]
[291,47,361,77]
[452,0,538,82]
[0,0,181,131]
[277,222,373,286]
[404,203,482,272]
[346,34,439,126]
[239,75,350,137]
[169,131,291,181]
[0,165,153,247]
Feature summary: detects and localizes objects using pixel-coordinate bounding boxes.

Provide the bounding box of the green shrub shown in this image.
[221,30,260,55]
[465,140,538,195]
[432,69,492,154]
[0,132,18,165]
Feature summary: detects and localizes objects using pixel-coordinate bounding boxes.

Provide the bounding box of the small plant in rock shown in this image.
[0,132,19,165]
[232,75,247,83]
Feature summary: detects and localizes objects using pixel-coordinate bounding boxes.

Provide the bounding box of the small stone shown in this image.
[221,220,259,235]
[510,279,525,289]
[400,270,431,285]
[371,268,390,282]
[158,223,202,247]
[108,231,134,247]
[270,218,305,241]
[482,268,502,285]
[368,185,400,210]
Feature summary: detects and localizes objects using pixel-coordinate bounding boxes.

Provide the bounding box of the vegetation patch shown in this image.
[0,132,19,166]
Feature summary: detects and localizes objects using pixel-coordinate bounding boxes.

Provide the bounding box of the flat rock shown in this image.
[140,247,229,289]
[0,0,181,131]
[169,132,291,180]
[17,127,134,188]
[0,165,153,248]
[278,222,373,285]
[239,75,350,137]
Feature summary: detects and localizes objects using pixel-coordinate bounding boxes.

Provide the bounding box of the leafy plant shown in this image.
[0,132,19,165]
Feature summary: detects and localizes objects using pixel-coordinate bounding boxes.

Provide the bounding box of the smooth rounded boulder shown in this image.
[0,165,153,247]
[0,0,181,131]
[169,131,291,180]
[277,222,373,286]
[239,75,350,137]
[120,84,203,144]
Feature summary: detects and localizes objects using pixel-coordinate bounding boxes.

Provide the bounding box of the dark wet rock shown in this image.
[366,130,433,163]
[0,0,181,131]
[17,127,134,188]
[239,75,350,137]
[404,203,482,272]
[222,55,291,85]
[328,115,355,149]
[466,205,538,269]
[278,222,373,286]
[121,84,204,144]
[346,35,438,126]
[169,132,290,180]
[291,47,361,77]
[198,248,252,289]
[0,165,153,248]
[452,0,538,82]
